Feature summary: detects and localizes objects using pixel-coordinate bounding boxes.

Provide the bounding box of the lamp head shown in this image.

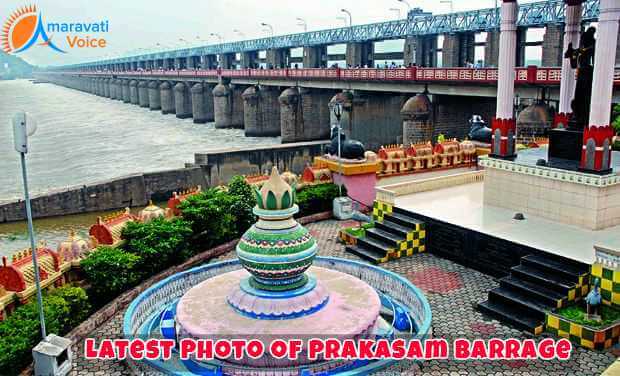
[12,111,37,153]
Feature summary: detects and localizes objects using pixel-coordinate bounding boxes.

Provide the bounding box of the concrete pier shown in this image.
[401,94,433,145]
[485,31,500,67]
[279,87,332,143]
[190,83,214,123]
[542,24,564,67]
[331,91,406,149]
[103,78,111,98]
[129,80,139,105]
[346,42,373,67]
[266,48,289,68]
[114,79,123,100]
[121,79,131,103]
[241,51,258,68]
[242,85,281,137]
[174,82,192,119]
[160,81,175,115]
[138,81,149,107]
[303,46,326,68]
[213,82,244,128]
[109,79,118,100]
[442,32,475,67]
[97,78,105,96]
[92,78,99,95]
[148,81,161,110]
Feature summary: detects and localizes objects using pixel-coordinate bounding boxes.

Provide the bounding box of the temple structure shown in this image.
[88,208,137,246]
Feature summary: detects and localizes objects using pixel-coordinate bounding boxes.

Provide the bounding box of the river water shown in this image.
[0,79,279,256]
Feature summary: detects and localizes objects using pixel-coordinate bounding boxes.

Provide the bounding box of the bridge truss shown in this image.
[66,0,599,69]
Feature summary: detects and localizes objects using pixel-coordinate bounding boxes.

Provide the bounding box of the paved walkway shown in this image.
[70,220,618,375]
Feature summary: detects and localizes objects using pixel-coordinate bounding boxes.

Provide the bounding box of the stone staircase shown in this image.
[478,253,590,335]
[346,207,426,264]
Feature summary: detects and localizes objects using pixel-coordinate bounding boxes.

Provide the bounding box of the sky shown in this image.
[1,0,543,66]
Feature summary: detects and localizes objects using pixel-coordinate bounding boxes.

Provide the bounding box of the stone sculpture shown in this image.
[468,115,492,143]
[328,126,366,159]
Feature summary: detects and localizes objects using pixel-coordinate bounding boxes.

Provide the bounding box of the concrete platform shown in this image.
[395,182,620,264]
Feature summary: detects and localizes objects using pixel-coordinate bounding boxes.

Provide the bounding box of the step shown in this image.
[521,254,589,283]
[357,236,393,254]
[365,228,402,247]
[477,300,544,335]
[510,265,576,295]
[383,212,424,230]
[345,245,386,264]
[488,287,550,320]
[499,275,565,308]
[375,220,412,238]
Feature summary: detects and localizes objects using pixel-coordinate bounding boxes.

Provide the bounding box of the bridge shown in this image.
[40,0,617,152]
[54,0,601,72]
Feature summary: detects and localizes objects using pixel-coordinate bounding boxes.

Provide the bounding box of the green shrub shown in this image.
[343,222,374,237]
[179,188,239,250]
[81,246,142,301]
[612,104,620,135]
[122,217,193,273]
[0,287,89,374]
[295,183,345,216]
[50,285,92,330]
[227,176,257,234]
[556,303,620,328]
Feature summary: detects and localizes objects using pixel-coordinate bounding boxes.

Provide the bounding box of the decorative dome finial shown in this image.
[255,167,295,210]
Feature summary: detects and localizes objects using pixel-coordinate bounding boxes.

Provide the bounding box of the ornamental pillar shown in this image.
[491,0,518,159]
[555,0,584,128]
[581,0,620,173]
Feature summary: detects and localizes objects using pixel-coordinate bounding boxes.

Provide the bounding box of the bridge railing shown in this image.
[63,66,620,86]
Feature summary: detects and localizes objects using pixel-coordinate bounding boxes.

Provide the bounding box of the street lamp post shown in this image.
[340,9,352,27]
[332,103,344,196]
[494,0,499,30]
[261,22,274,36]
[210,33,223,43]
[389,8,401,19]
[296,17,307,32]
[12,111,46,339]
[233,29,245,39]
[440,0,454,13]
[397,0,411,14]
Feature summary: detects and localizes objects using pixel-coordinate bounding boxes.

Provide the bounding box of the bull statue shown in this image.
[328,126,366,160]
[468,115,492,144]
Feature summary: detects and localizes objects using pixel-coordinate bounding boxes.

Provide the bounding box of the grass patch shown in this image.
[343,222,374,237]
[555,303,620,328]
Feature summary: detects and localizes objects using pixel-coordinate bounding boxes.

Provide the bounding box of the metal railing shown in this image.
[48,65,620,86]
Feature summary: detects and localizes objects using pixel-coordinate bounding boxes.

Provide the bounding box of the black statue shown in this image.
[328,127,365,159]
[468,115,492,143]
[565,26,596,130]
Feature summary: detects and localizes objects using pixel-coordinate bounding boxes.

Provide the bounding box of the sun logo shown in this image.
[1,5,65,54]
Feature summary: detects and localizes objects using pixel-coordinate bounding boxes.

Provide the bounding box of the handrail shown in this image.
[44,66,620,86]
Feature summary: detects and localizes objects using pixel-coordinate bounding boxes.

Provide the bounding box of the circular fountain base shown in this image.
[176,266,381,368]
[227,274,330,319]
